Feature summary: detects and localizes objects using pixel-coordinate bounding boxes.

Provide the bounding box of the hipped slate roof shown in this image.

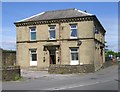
[16,8,93,23]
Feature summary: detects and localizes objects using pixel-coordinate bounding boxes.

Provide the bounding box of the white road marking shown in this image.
[44,79,117,90]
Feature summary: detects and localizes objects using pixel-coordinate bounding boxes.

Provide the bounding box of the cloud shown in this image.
[0,41,16,50]
[101,17,118,52]
[2,27,16,50]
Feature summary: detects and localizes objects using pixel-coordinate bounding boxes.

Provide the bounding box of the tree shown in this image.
[105,50,115,57]
[116,52,120,57]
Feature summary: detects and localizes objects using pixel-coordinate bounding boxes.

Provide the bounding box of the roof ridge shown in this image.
[45,8,75,12]
[75,8,93,16]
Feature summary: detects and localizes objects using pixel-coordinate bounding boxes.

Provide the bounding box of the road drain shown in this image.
[115,79,120,82]
[90,78,98,80]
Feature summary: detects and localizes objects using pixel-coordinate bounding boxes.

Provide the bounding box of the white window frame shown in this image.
[30,49,37,66]
[30,27,36,41]
[70,48,79,65]
[94,25,99,34]
[70,24,78,39]
[95,28,99,34]
[48,26,56,40]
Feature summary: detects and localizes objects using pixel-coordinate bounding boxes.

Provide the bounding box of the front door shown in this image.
[49,50,56,64]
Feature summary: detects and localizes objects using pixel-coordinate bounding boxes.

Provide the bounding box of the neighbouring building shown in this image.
[0,48,2,67]
[2,50,16,66]
[14,8,106,71]
[0,49,16,66]
[0,49,21,81]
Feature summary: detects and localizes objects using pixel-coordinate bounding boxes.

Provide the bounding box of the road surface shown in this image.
[2,65,118,91]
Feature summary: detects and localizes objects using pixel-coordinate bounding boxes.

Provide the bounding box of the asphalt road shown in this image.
[64,80,118,90]
[2,65,118,91]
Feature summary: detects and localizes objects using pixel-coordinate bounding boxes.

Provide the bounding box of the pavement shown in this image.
[21,69,79,82]
[2,65,119,90]
[21,69,76,79]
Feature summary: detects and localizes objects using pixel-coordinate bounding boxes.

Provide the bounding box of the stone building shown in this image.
[0,49,20,81]
[0,49,16,66]
[0,48,2,67]
[14,8,106,71]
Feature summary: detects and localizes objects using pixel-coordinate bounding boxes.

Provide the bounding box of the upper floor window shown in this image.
[95,28,99,34]
[70,24,77,38]
[30,27,36,41]
[95,25,99,34]
[49,25,56,40]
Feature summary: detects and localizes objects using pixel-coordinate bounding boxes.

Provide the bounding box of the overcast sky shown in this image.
[1,2,118,52]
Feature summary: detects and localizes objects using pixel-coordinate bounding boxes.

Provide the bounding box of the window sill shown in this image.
[47,38,57,42]
[30,39,37,41]
[29,40,37,43]
[49,38,56,40]
[70,37,78,39]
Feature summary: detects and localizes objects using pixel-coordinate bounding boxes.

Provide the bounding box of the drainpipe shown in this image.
[58,20,61,64]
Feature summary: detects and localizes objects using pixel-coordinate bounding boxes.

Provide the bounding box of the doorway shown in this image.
[49,50,56,64]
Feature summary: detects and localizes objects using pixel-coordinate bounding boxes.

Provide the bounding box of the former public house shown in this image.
[14,8,106,71]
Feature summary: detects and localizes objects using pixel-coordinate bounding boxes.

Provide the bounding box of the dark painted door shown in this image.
[49,50,56,64]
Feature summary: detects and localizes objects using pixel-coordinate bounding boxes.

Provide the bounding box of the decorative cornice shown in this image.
[14,16,94,27]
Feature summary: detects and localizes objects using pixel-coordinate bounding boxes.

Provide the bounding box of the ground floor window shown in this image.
[30,49,37,61]
[70,48,79,65]
[30,49,37,66]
